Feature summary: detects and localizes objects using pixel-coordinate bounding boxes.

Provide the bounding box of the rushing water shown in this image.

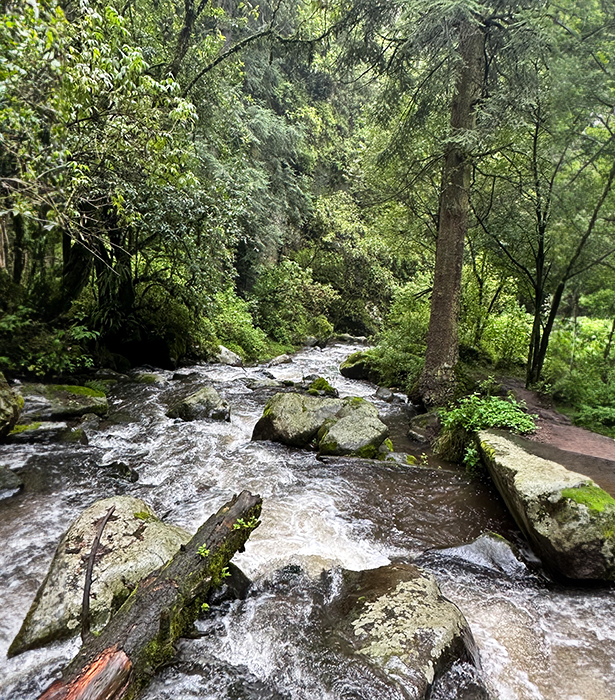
[0,343,614,700]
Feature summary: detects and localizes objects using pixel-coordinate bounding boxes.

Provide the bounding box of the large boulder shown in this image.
[8,496,192,656]
[19,383,107,421]
[329,563,481,698]
[0,372,22,438]
[339,350,374,380]
[167,385,230,422]
[317,398,389,458]
[252,392,343,447]
[478,430,615,580]
[252,393,390,456]
[216,345,243,367]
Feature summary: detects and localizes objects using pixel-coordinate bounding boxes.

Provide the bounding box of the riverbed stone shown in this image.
[252,392,344,447]
[8,495,192,656]
[216,345,243,367]
[317,398,389,458]
[339,350,373,380]
[268,353,293,366]
[0,465,24,500]
[0,372,22,439]
[478,430,615,580]
[19,383,107,421]
[329,563,480,698]
[166,385,230,422]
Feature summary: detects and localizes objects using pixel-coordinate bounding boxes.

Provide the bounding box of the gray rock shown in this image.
[0,372,22,438]
[216,345,243,367]
[252,393,344,447]
[167,385,230,422]
[478,430,615,580]
[8,496,191,656]
[329,563,479,698]
[19,384,107,422]
[268,354,292,367]
[339,350,373,380]
[132,371,168,385]
[252,393,389,457]
[0,465,24,500]
[375,386,394,402]
[7,421,71,444]
[304,336,318,347]
[243,378,285,390]
[318,398,389,458]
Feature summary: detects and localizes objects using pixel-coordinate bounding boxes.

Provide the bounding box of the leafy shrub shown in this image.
[435,394,536,467]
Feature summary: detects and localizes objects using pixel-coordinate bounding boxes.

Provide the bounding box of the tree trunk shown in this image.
[419,21,484,407]
[38,490,262,700]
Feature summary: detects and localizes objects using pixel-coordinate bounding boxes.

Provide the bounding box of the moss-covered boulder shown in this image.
[19,383,107,421]
[306,376,339,397]
[478,430,615,580]
[166,385,230,422]
[252,392,390,457]
[252,392,344,447]
[0,464,24,500]
[8,496,192,657]
[317,398,389,458]
[0,372,22,438]
[339,350,374,380]
[329,563,481,698]
[7,421,85,444]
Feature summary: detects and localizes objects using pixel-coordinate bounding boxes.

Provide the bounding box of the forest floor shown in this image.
[502,377,615,498]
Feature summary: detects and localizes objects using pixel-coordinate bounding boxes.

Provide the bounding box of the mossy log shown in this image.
[38,490,262,700]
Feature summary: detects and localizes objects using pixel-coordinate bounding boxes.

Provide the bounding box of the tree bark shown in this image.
[419,20,484,407]
[38,490,262,700]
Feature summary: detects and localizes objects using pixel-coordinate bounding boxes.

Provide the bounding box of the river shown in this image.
[0,342,614,699]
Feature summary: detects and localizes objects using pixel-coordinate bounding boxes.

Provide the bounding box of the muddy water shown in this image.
[0,343,613,700]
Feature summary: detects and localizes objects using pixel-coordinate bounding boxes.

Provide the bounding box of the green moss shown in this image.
[383,438,393,452]
[9,422,42,435]
[134,511,159,522]
[349,396,367,408]
[357,444,378,459]
[406,455,418,465]
[307,388,319,396]
[53,384,106,398]
[308,377,337,396]
[561,485,615,513]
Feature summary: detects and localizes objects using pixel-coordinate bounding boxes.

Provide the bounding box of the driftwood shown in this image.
[38,490,262,700]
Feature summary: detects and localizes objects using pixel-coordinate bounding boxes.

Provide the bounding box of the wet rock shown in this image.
[8,496,191,656]
[375,386,393,402]
[207,563,252,606]
[306,376,339,398]
[253,392,390,457]
[216,345,243,367]
[252,392,343,447]
[167,385,230,422]
[132,371,168,385]
[0,371,22,438]
[0,465,24,500]
[339,350,373,380]
[478,430,615,580]
[408,411,441,443]
[98,460,139,482]
[432,532,529,578]
[268,354,292,367]
[19,384,107,422]
[172,370,200,381]
[243,378,286,390]
[7,421,71,444]
[430,660,493,700]
[317,398,389,458]
[304,336,318,347]
[328,563,479,698]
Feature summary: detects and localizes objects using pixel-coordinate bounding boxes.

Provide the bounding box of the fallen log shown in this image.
[38,490,262,700]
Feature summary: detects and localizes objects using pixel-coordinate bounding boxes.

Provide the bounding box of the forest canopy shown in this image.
[1,0,615,427]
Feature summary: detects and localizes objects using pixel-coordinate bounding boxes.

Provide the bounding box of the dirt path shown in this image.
[502,378,615,497]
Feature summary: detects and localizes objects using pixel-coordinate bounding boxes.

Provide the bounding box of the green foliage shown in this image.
[435,394,536,464]
[250,260,339,345]
[197,545,210,558]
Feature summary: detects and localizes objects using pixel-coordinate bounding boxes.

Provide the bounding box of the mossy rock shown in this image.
[19,384,108,422]
[8,496,192,656]
[478,430,615,581]
[166,385,230,422]
[339,351,375,381]
[308,377,339,397]
[0,465,24,500]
